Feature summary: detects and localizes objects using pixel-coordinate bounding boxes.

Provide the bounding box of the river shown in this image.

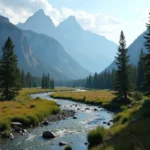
[0,92,114,150]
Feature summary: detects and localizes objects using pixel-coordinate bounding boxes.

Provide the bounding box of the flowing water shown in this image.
[0,92,114,150]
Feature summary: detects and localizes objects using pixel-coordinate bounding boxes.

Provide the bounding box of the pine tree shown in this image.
[115,31,131,100]
[144,13,150,93]
[137,49,145,91]
[41,74,45,89]
[21,70,26,87]
[47,73,50,88]
[0,37,21,99]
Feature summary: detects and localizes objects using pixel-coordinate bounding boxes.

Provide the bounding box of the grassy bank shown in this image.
[51,90,115,106]
[0,88,64,132]
[51,90,149,149]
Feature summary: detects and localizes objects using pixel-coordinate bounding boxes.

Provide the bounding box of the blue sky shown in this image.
[47,0,150,44]
[0,0,149,45]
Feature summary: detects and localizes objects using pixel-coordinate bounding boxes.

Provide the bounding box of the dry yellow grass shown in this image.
[51,90,115,105]
[0,88,61,131]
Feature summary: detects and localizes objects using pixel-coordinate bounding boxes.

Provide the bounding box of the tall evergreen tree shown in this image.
[144,13,150,93]
[0,37,21,99]
[115,31,131,100]
[137,49,145,91]
[41,74,45,89]
[21,69,26,87]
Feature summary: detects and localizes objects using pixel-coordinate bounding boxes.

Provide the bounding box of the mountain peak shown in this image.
[34,9,46,16]
[58,16,82,31]
[65,16,79,24]
[67,16,77,21]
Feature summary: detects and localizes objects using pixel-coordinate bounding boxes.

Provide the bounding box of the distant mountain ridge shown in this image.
[17,9,118,72]
[0,15,89,80]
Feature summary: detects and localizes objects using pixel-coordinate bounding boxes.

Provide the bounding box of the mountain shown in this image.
[105,32,147,72]
[17,9,56,36]
[17,9,118,72]
[0,15,89,80]
[0,15,43,76]
[22,30,89,79]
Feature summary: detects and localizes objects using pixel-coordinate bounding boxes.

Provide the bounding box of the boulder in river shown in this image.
[59,141,68,146]
[73,116,77,119]
[42,131,55,139]
[14,126,22,132]
[107,122,111,126]
[43,121,49,126]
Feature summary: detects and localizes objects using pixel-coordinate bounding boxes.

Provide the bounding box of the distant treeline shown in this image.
[56,49,145,91]
[20,70,55,89]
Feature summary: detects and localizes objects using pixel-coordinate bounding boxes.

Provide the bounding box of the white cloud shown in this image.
[139,7,150,24]
[0,0,127,43]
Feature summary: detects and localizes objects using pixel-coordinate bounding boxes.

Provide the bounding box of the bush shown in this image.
[133,92,143,101]
[120,105,128,111]
[121,117,128,124]
[11,116,29,126]
[64,145,72,150]
[1,130,9,138]
[83,96,86,101]
[27,115,39,125]
[30,104,36,108]
[0,120,10,131]
[87,126,105,146]
[35,97,41,100]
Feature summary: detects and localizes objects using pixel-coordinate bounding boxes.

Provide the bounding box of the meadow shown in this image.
[0,88,72,132]
[51,90,115,106]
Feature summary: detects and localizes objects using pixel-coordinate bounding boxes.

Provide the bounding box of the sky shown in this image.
[0,0,150,45]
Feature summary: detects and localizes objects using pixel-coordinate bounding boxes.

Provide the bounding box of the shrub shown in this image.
[1,130,9,138]
[133,92,143,101]
[64,145,72,150]
[27,115,39,125]
[0,120,10,131]
[113,114,121,123]
[83,96,86,101]
[87,126,105,146]
[11,116,29,126]
[120,105,128,111]
[35,97,41,100]
[121,117,128,124]
[30,104,36,108]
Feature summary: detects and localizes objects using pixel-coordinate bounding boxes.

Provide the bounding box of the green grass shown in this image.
[89,98,150,150]
[0,88,61,131]
[88,126,105,146]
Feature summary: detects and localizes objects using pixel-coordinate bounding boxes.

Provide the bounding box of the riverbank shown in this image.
[0,88,73,136]
[51,90,150,149]
[51,90,124,111]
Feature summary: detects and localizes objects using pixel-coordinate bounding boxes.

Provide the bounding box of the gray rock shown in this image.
[11,122,22,127]
[59,141,68,146]
[14,127,22,132]
[94,108,98,111]
[42,131,55,139]
[73,116,77,119]
[43,121,49,126]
